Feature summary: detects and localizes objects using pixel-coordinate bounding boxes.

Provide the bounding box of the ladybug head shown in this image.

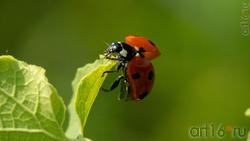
[104,42,122,56]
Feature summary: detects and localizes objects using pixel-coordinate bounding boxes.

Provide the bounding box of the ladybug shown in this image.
[102,36,160,100]
[125,35,160,60]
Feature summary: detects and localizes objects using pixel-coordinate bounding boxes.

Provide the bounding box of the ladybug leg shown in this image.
[102,62,125,77]
[104,56,125,61]
[101,75,124,92]
[102,70,116,77]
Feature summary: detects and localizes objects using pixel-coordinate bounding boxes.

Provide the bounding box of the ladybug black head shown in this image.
[104,42,138,61]
[104,42,122,56]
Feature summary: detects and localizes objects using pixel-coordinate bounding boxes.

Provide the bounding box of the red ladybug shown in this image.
[125,35,160,60]
[102,35,160,100]
[126,56,155,100]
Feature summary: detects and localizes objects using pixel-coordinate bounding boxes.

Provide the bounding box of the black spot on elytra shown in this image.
[139,92,149,99]
[148,71,154,80]
[139,47,146,52]
[132,73,140,79]
[148,40,156,46]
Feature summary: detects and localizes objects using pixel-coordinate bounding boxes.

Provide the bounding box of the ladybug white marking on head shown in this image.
[119,48,128,57]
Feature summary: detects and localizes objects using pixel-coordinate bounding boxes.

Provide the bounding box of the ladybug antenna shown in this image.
[104,41,110,47]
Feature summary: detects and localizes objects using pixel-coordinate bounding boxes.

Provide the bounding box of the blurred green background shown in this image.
[1,0,250,141]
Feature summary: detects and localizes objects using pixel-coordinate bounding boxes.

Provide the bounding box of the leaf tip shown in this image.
[0,55,17,61]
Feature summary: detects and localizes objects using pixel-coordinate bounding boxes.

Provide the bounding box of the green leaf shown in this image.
[0,56,67,141]
[66,57,117,138]
[245,108,250,117]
